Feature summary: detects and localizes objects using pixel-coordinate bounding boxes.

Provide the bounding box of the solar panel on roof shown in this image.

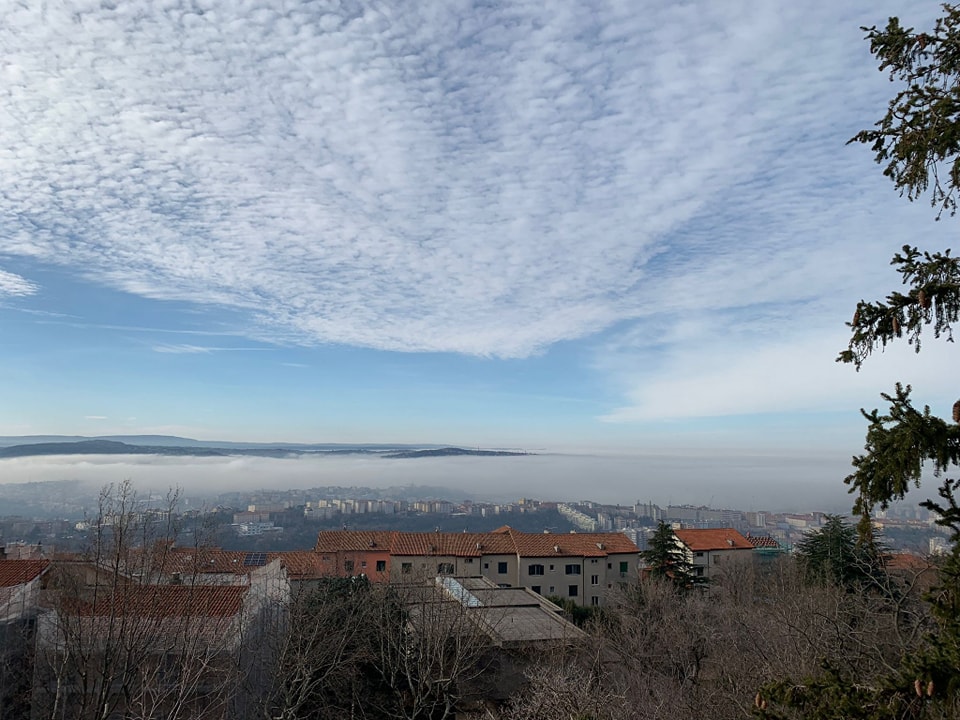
[437,576,483,607]
[243,552,267,567]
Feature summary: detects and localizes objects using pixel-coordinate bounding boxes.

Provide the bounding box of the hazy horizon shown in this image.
[0,450,874,513]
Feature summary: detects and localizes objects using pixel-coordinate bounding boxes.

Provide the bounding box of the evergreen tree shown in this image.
[640,522,694,589]
[759,6,960,717]
[794,515,884,591]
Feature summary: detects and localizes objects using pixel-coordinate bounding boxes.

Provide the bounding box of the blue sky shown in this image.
[0,0,956,480]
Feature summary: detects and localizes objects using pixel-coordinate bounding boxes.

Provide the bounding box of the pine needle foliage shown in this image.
[757,6,960,717]
[640,522,696,590]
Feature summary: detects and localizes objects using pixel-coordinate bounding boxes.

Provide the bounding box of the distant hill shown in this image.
[383,447,528,459]
[0,440,228,459]
[0,434,442,452]
[0,438,532,460]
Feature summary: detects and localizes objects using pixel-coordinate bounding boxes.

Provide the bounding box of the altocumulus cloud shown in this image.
[0,268,36,297]
[1,1,941,362]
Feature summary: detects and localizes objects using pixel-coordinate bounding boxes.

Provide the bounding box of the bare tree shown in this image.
[365,579,496,720]
[246,576,374,720]
[32,481,249,720]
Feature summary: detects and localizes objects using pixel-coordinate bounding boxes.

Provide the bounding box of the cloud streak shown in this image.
[151,344,215,354]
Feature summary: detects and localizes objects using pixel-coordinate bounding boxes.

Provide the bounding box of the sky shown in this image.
[0,1,956,505]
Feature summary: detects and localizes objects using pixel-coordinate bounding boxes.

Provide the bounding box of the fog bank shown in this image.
[0,450,865,512]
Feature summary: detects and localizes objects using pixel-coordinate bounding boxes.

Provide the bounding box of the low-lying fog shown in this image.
[0,450,861,512]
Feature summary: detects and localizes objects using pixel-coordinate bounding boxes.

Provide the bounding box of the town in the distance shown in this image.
[0,441,949,719]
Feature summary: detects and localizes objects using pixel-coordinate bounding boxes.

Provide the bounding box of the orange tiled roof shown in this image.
[268,551,329,579]
[674,528,753,551]
[314,531,396,554]
[501,527,638,557]
[885,552,936,572]
[154,548,252,575]
[74,585,248,617]
[0,559,49,587]
[392,532,517,557]
[744,533,781,549]
[314,529,638,558]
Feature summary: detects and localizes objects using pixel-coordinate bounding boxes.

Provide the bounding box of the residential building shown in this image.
[0,559,50,719]
[0,559,49,622]
[313,526,639,606]
[32,583,267,720]
[673,528,754,581]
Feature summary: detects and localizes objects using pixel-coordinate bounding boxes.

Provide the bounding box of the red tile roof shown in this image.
[314,531,396,554]
[884,552,936,572]
[74,585,248,618]
[314,529,638,558]
[0,559,49,587]
[501,527,638,557]
[152,548,253,575]
[268,551,329,579]
[674,528,753,551]
[744,533,781,549]
[391,532,515,557]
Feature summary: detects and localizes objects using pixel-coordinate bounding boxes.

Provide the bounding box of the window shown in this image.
[376,560,386,572]
[498,583,511,588]
[565,564,581,575]
[528,564,545,576]
[549,586,555,594]
[344,560,354,573]
[607,563,612,569]
[591,596,599,606]
[437,562,454,575]
[590,558,598,564]
[361,561,367,568]
[695,551,704,558]
[498,562,508,574]
[465,558,473,564]
[591,575,599,585]
[549,564,555,571]
[619,561,629,573]
[568,585,578,597]
[483,563,489,569]
[401,562,412,574]
[694,567,704,577]
[531,585,541,594]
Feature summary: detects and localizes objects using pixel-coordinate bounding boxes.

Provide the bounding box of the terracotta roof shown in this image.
[674,528,753,552]
[268,551,329,579]
[313,529,638,558]
[744,533,781,549]
[501,528,638,557]
[885,553,936,572]
[74,585,248,617]
[314,531,396,554]
[391,532,515,557]
[0,559,49,587]
[152,548,253,575]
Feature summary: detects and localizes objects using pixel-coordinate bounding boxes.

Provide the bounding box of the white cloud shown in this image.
[84,415,108,420]
[0,268,36,296]
[152,344,215,354]
[0,1,949,360]
[599,314,960,423]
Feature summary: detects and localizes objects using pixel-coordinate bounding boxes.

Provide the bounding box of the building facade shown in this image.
[313,526,639,607]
